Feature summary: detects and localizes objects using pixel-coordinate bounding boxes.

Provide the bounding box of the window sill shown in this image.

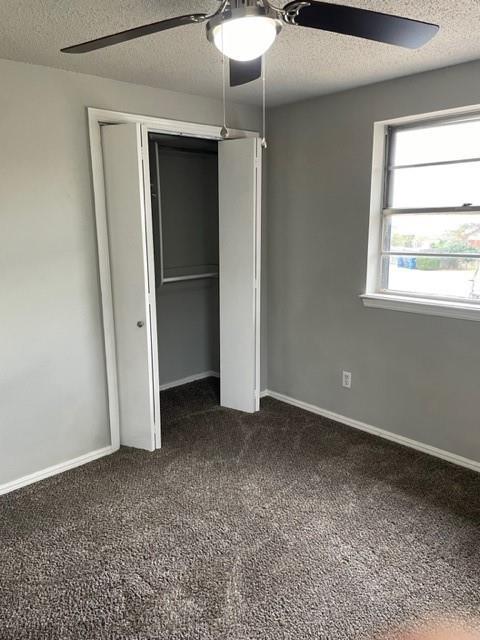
[360,293,480,322]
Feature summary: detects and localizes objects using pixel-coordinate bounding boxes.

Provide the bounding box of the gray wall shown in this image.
[156,280,220,386]
[152,144,220,385]
[0,58,259,486]
[267,59,480,463]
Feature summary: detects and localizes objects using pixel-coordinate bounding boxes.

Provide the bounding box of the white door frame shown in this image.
[88,107,259,450]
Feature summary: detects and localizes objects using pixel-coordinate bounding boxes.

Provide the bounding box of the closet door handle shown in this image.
[137,321,144,328]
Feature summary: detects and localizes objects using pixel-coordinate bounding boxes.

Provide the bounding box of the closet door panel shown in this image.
[101,123,159,450]
[218,137,261,413]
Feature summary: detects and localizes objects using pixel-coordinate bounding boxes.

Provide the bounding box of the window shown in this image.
[364,110,480,320]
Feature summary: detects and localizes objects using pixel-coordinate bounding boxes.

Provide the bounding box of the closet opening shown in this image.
[95,109,261,451]
[148,132,221,422]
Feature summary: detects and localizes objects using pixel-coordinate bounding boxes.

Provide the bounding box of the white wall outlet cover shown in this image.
[342,371,352,389]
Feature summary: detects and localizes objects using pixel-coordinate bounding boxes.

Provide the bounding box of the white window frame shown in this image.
[362,104,480,322]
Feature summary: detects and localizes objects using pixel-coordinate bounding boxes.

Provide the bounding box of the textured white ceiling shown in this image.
[1,0,480,106]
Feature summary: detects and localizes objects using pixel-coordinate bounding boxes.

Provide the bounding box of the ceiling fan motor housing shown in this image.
[229,0,261,9]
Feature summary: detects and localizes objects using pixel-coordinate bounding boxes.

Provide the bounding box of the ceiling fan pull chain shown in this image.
[220,27,229,139]
[261,54,267,149]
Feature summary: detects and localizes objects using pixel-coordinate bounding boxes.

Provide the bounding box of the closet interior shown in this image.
[148,132,220,407]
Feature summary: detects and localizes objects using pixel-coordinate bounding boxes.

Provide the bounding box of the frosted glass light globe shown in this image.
[212,16,278,61]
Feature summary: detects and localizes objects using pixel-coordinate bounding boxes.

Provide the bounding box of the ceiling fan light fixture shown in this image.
[207,7,281,62]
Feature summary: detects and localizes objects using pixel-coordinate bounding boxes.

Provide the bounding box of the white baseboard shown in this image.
[4,388,476,497]
[159,370,219,391]
[262,390,480,474]
[0,445,117,496]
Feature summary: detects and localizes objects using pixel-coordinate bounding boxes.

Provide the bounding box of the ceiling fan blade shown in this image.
[230,57,262,87]
[283,1,439,49]
[61,13,208,53]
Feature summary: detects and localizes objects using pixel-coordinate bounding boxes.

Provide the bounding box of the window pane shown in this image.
[389,162,480,208]
[382,255,480,300]
[384,214,480,254]
[392,119,480,166]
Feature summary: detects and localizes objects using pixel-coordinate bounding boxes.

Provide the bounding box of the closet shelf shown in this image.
[162,271,218,284]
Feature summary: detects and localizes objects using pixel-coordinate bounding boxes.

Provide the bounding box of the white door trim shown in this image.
[254,139,262,410]
[139,125,161,449]
[88,107,258,449]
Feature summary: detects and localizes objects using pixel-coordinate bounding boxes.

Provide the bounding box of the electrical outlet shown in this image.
[342,370,352,389]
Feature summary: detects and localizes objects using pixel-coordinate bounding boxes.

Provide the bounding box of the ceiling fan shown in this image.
[61,0,439,88]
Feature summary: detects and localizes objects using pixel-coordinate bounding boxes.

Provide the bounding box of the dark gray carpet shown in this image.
[1,377,479,640]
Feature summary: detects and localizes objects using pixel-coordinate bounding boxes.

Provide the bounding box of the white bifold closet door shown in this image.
[218,137,262,413]
[101,123,160,451]
[101,126,261,453]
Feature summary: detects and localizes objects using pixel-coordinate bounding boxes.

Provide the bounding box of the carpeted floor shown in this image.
[1,377,479,639]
